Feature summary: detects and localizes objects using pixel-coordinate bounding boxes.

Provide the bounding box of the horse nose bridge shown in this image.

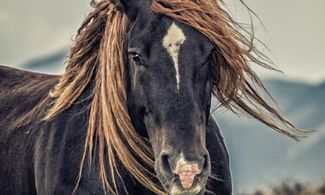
[161,89,202,129]
[169,99,197,116]
[166,84,198,109]
[160,125,208,158]
[161,128,205,157]
[162,115,202,141]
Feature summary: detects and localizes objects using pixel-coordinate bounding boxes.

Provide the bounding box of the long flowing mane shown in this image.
[152,0,307,139]
[43,0,306,194]
[44,1,160,194]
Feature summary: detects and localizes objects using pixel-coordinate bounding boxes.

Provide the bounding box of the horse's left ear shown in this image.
[111,0,152,20]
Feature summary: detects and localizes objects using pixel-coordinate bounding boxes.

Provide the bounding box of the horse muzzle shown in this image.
[157,151,211,195]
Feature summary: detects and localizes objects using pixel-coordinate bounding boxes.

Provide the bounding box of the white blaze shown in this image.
[162,22,186,91]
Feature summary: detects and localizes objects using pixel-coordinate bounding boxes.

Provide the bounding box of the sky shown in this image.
[0,0,324,83]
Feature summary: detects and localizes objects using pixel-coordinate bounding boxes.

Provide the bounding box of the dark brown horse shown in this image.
[0,0,306,194]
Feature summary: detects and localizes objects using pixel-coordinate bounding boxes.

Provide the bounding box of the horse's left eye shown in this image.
[129,52,142,65]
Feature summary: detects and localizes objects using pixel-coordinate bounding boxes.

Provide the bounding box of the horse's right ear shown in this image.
[111,0,152,21]
[111,0,126,12]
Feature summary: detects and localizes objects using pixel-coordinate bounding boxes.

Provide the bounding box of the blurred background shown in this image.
[1,0,324,194]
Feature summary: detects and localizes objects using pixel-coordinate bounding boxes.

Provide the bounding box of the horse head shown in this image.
[117,0,213,193]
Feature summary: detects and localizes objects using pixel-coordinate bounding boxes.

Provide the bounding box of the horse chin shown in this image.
[169,183,204,195]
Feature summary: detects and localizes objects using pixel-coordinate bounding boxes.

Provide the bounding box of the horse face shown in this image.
[126,11,214,194]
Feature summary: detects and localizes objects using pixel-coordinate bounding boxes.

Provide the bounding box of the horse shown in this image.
[0,0,306,194]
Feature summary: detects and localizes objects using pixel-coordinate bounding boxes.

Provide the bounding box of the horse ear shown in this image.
[111,0,152,20]
[111,0,126,12]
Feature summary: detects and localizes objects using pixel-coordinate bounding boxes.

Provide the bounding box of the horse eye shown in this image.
[129,52,142,65]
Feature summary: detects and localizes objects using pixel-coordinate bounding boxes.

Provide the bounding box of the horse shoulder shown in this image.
[0,65,60,194]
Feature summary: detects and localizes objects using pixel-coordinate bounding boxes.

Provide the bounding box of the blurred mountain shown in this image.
[21,48,68,74]
[216,79,325,191]
[20,51,325,191]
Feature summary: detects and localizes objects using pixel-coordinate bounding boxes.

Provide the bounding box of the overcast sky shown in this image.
[0,0,324,83]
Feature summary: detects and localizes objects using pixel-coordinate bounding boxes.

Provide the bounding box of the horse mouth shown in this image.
[167,175,205,195]
[170,182,203,195]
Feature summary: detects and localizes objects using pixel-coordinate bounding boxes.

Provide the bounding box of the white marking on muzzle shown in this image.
[173,153,201,190]
[162,22,186,92]
[171,184,202,195]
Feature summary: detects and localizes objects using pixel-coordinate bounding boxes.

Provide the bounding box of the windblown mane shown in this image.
[152,0,307,139]
[44,0,306,194]
[45,1,160,194]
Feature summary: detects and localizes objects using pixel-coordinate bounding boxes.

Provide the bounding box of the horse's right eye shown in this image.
[129,52,143,65]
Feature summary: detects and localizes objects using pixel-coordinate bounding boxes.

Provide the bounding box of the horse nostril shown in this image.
[202,154,209,171]
[160,153,173,176]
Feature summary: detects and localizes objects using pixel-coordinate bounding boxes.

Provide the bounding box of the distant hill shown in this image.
[217,79,325,191]
[21,48,68,74]
[20,50,325,191]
